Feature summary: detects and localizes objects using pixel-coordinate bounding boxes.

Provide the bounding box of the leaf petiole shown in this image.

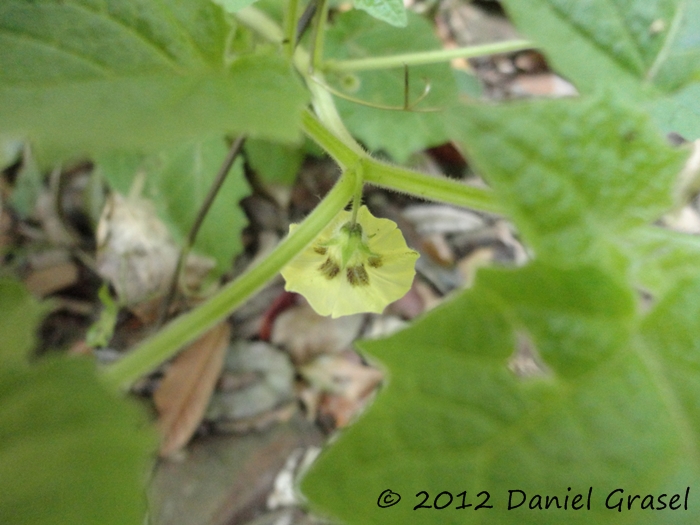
[301,110,501,213]
[310,75,441,112]
[283,0,300,58]
[309,0,330,74]
[324,39,534,72]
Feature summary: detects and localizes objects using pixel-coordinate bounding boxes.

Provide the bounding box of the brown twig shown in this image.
[158,135,247,326]
[296,0,317,44]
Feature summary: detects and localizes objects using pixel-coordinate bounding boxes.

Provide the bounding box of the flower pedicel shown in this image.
[281,205,419,318]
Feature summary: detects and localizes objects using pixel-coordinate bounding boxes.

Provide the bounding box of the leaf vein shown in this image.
[544,0,642,79]
[646,0,686,82]
[0,30,115,78]
[62,1,184,71]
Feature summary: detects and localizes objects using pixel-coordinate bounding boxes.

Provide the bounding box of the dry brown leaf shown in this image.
[154,322,230,457]
[0,207,13,254]
[301,354,383,429]
[68,339,93,356]
[413,280,442,312]
[513,51,549,73]
[402,204,484,235]
[300,354,383,401]
[421,233,455,267]
[511,73,577,97]
[386,278,424,319]
[24,261,79,296]
[271,301,364,364]
[318,393,362,429]
[35,181,75,246]
[457,246,496,288]
[438,0,520,47]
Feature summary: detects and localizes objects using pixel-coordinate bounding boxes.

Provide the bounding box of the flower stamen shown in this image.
[346,264,370,287]
[318,257,341,279]
[367,255,383,268]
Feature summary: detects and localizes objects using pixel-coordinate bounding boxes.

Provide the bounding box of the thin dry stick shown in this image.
[158,135,247,325]
[295,0,317,45]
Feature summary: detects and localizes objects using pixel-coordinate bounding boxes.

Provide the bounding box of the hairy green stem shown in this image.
[301,110,358,167]
[362,159,501,214]
[307,74,357,147]
[325,40,533,72]
[309,0,329,73]
[103,172,357,389]
[236,7,312,75]
[350,163,364,224]
[283,0,300,58]
[235,7,284,42]
[301,110,500,213]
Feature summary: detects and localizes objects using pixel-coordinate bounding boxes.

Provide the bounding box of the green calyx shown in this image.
[314,221,383,284]
[339,222,380,268]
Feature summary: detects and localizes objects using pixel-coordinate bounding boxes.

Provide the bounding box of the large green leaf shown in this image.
[0,0,308,163]
[245,138,304,186]
[649,83,700,140]
[501,0,700,137]
[641,276,700,455]
[479,264,634,378]
[147,139,250,274]
[623,226,700,298]
[0,278,155,525]
[9,147,43,218]
[503,0,700,92]
[303,90,700,524]
[354,0,406,28]
[99,137,251,275]
[303,262,700,524]
[449,95,688,271]
[325,11,458,162]
[0,136,22,171]
[0,279,46,365]
[0,358,155,525]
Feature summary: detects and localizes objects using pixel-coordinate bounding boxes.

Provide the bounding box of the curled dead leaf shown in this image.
[95,193,215,309]
[96,193,178,305]
[300,354,383,429]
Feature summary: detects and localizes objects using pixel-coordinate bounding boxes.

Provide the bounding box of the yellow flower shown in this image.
[281,205,419,318]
